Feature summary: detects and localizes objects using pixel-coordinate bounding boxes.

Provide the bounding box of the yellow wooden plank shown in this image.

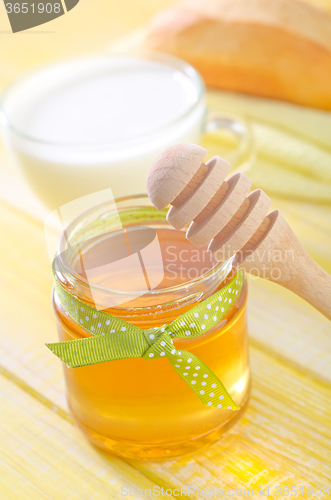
[1,339,330,499]
[0,374,173,500]
[128,346,331,499]
[247,277,331,385]
[0,200,67,412]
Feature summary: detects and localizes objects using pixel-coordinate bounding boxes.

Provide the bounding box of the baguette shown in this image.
[143,0,331,110]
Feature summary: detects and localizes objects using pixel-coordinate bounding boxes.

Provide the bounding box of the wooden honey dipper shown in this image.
[147,144,331,321]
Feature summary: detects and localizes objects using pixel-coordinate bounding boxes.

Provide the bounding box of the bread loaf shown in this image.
[143,0,331,110]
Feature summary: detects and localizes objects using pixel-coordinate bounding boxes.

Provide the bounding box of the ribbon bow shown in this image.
[46,270,244,410]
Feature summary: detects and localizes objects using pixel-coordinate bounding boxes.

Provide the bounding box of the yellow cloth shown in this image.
[205,91,331,204]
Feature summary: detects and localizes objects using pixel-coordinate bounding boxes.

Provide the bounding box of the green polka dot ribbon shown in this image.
[46,270,244,410]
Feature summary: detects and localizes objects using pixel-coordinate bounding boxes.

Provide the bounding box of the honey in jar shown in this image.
[53,195,250,459]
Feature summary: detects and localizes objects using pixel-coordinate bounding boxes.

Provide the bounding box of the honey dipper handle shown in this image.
[240,212,331,320]
[283,250,331,320]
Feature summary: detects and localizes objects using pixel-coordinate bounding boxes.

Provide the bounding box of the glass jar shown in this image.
[53,195,250,460]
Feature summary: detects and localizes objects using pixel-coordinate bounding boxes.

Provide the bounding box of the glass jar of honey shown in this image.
[53,195,250,460]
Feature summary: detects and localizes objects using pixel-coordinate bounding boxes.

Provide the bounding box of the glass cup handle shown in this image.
[203,112,256,172]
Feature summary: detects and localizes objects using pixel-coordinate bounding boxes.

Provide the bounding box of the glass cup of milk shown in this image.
[0,52,253,211]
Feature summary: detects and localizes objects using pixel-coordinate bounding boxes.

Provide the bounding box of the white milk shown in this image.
[1,54,205,210]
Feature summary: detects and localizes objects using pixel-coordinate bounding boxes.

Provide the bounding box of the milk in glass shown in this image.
[1,54,204,210]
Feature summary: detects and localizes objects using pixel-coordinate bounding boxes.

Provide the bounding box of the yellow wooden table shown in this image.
[1,1,331,498]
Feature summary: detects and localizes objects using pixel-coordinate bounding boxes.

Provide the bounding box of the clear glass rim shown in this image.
[55,194,233,304]
[0,50,205,149]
